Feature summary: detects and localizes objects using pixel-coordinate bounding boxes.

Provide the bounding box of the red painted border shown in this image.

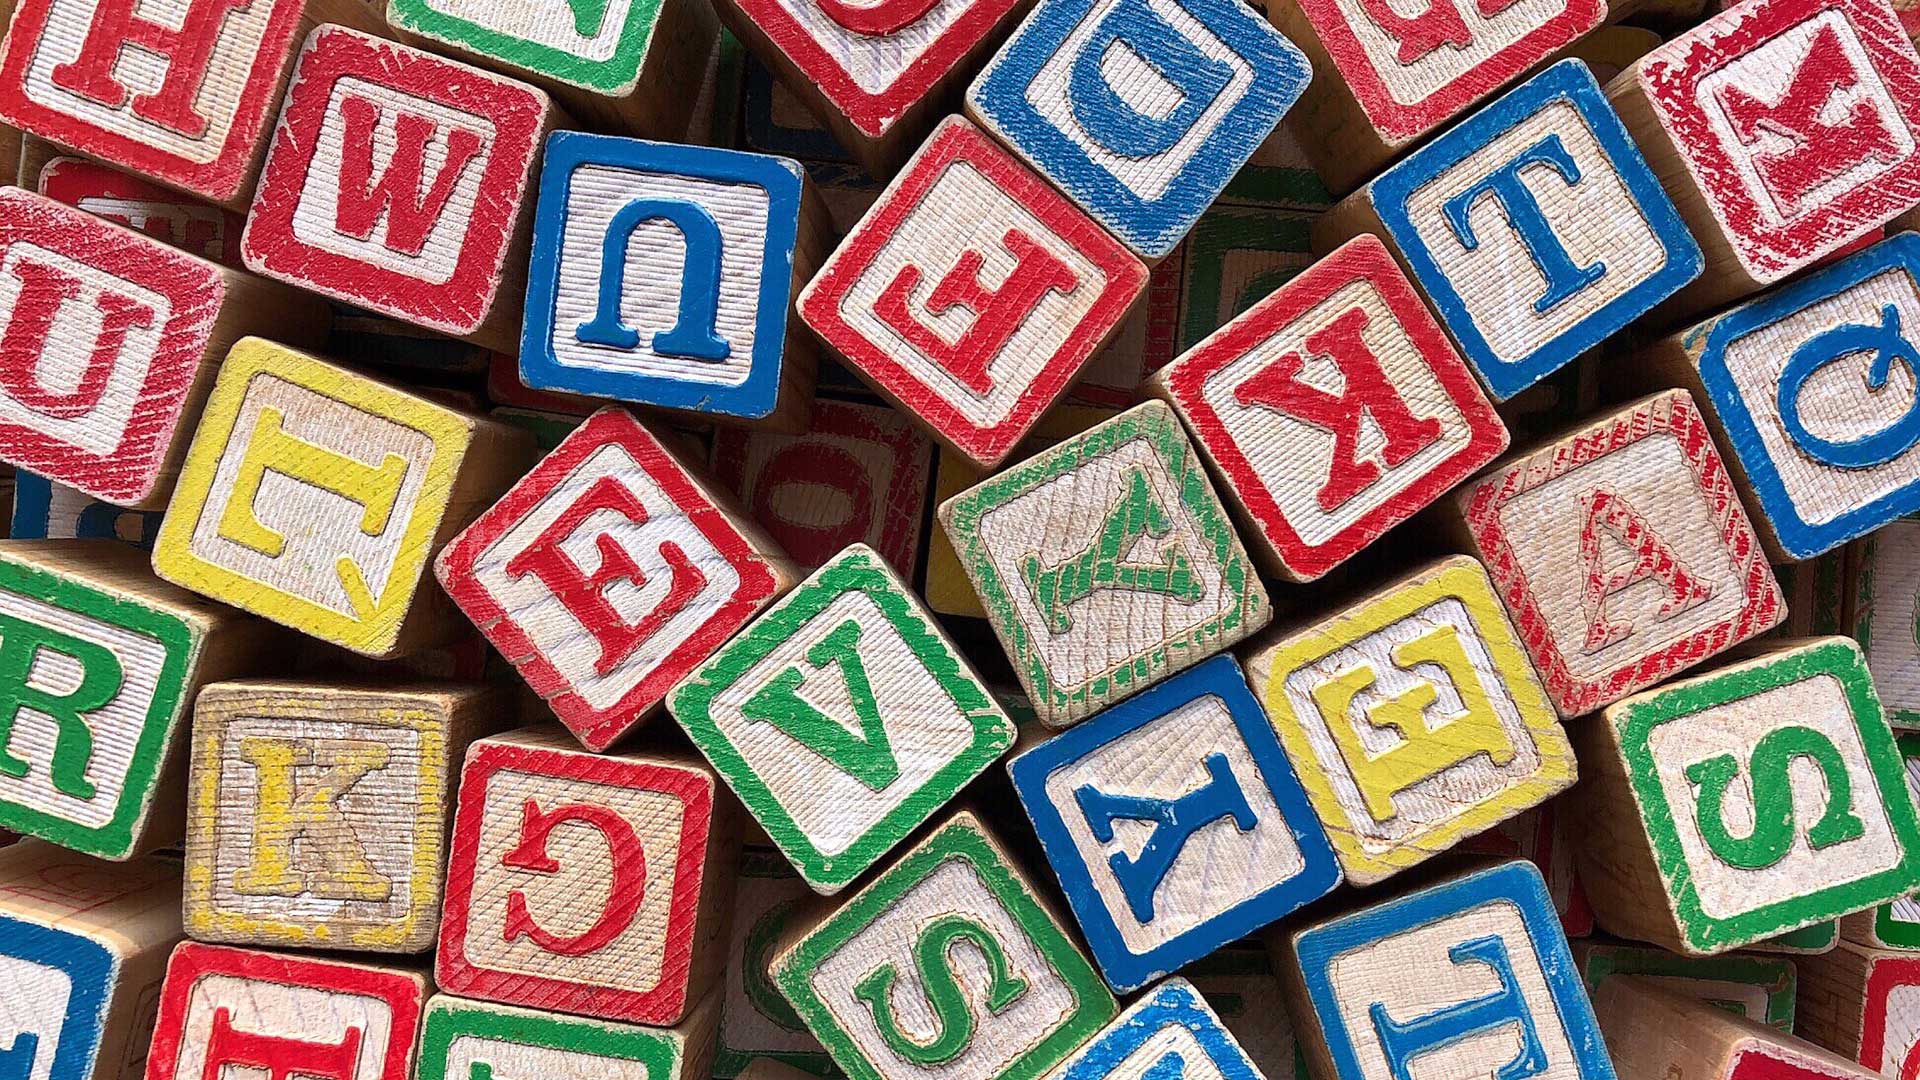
[1164,233,1506,580]
[1461,390,1783,716]
[1859,954,1920,1073]
[436,407,781,751]
[435,738,716,1026]
[147,941,424,1080]
[39,157,247,268]
[1641,0,1920,280]
[802,118,1145,466]
[241,26,545,335]
[0,187,224,503]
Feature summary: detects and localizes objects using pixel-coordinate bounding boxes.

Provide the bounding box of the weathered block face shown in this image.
[1049,979,1267,1079]
[712,847,834,1076]
[36,156,247,267]
[1371,60,1701,400]
[1857,953,1920,1080]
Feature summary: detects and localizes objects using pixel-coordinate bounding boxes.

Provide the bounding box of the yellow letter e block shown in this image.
[1244,555,1575,885]
[155,338,535,657]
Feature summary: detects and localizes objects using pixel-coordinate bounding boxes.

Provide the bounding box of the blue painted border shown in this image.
[1295,861,1614,1080]
[1372,60,1702,400]
[966,0,1308,259]
[9,473,163,549]
[1008,655,1341,991]
[1697,232,1920,559]
[1054,979,1262,1078]
[9,473,51,540]
[520,130,803,421]
[0,914,115,1080]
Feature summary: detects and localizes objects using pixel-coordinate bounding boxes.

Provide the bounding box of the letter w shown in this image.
[333,96,486,257]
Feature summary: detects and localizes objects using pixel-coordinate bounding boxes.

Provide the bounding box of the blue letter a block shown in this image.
[521,131,815,425]
[966,0,1309,260]
[1366,60,1702,401]
[1009,655,1340,992]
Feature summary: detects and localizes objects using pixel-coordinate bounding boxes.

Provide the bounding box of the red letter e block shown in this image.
[1151,234,1508,581]
[242,27,556,352]
[436,727,738,1026]
[436,407,800,751]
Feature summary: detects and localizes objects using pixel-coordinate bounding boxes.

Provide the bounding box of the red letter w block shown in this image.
[241,27,562,352]
[436,727,739,1027]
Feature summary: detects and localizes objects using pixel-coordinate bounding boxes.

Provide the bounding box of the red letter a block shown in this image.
[1150,234,1508,581]
[436,727,739,1027]
[436,407,801,751]
[242,27,559,351]
[800,116,1147,469]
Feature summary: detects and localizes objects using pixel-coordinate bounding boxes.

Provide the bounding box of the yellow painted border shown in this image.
[1251,556,1575,881]
[183,697,447,950]
[153,338,471,655]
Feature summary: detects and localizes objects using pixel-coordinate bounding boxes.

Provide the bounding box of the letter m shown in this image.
[332,94,488,258]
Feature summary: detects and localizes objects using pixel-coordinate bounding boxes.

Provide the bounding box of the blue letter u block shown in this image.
[0,1032,39,1080]
[1068,0,1232,159]
[576,197,732,362]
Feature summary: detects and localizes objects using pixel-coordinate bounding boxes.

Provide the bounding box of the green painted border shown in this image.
[669,547,1014,889]
[772,818,1115,1080]
[714,847,842,1078]
[1580,946,1795,1030]
[385,0,664,94]
[1218,164,1331,210]
[1176,207,1314,353]
[1616,639,1920,952]
[417,995,680,1078]
[0,554,194,858]
[939,402,1265,722]
[1760,920,1837,952]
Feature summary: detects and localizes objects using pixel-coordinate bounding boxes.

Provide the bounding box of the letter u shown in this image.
[576,198,732,361]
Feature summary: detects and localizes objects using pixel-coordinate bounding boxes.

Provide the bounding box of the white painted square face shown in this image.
[1402,99,1669,366]
[291,78,497,284]
[0,948,76,1080]
[705,589,978,859]
[1862,519,1920,721]
[472,442,740,713]
[1324,899,1582,1080]
[1198,279,1476,547]
[445,1034,654,1080]
[974,436,1232,692]
[809,856,1078,1080]
[1040,693,1306,952]
[187,373,435,620]
[463,769,684,991]
[1719,268,1920,530]
[421,0,637,62]
[1648,673,1901,921]
[833,157,1108,428]
[0,241,170,456]
[172,974,396,1080]
[0,587,169,832]
[1494,431,1748,683]
[1278,597,1546,851]
[551,164,770,389]
[1328,0,1575,110]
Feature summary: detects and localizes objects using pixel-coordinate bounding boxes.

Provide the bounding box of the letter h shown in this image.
[49,0,254,137]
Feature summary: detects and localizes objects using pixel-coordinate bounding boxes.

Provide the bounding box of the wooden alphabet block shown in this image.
[1008,654,1341,991]
[241,27,559,353]
[9,473,164,549]
[1150,234,1508,581]
[437,407,799,752]
[146,942,428,1080]
[1446,389,1785,717]
[182,680,502,952]
[1573,637,1920,955]
[1608,0,1920,313]
[798,116,1147,469]
[0,0,383,208]
[938,399,1271,727]
[1593,975,1877,1080]
[1841,734,1920,950]
[1855,520,1920,729]
[772,811,1116,1080]
[1278,860,1614,1080]
[151,337,537,659]
[1575,942,1798,1030]
[37,156,245,267]
[0,187,328,507]
[711,397,932,573]
[436,726,739,1027]
[1640,234,1920,561]
[964,0,1309,260]
[520,131,826,430]
[0,540,275,860]
[1796,940,1920,1075]
[0,839,183,1080]
[1048,978,1267,1079]
[1317,60,1703,401]
[712,847,835,1078]
[671,542,1014,893]
[415,991,719,1080]
[1244,555,1576,884]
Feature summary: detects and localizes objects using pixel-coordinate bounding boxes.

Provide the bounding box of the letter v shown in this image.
[741,619,900,791]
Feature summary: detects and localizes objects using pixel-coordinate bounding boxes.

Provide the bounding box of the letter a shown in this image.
[739,619,900,790]
[1020,469,1205,633]
[1578,487,1712,653]
[0,258,153,420]
[1073,753,1258,922]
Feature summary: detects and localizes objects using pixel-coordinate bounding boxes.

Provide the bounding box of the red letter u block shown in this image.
[436,727,739,1027]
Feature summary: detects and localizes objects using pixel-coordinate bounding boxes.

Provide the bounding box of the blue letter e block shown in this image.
[1293,861,1615,1080]
[0,914,115,1080]
[1369,60,1702,401]
[965,0,1308,260]
[521,131,810,424]
[1008,655,1340,992]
